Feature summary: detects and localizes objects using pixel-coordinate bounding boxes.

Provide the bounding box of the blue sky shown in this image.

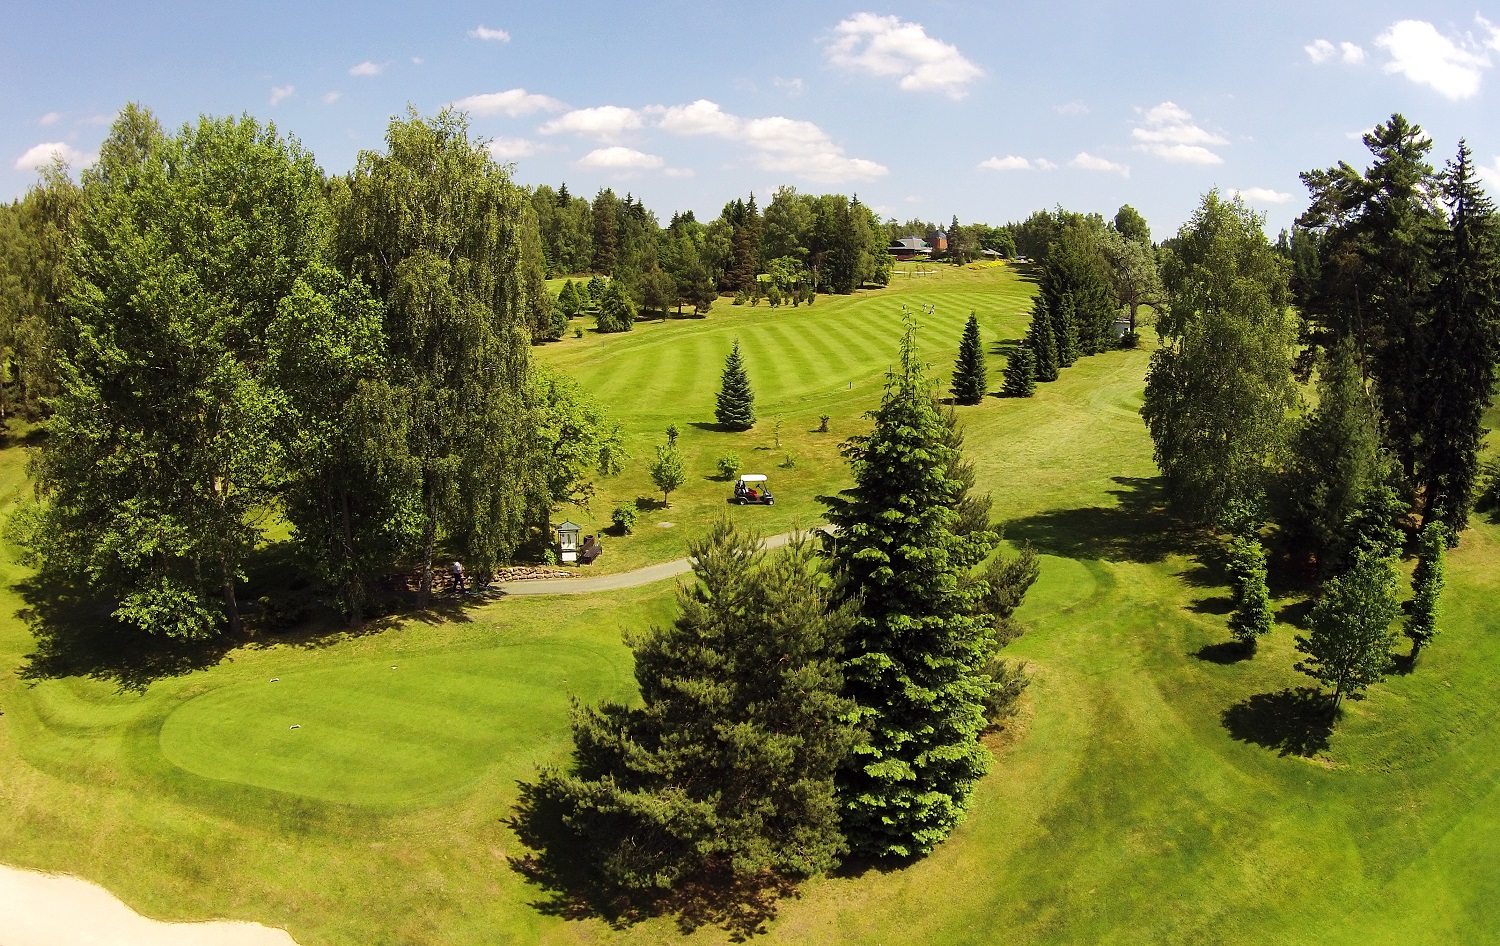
[4,1,1499,238]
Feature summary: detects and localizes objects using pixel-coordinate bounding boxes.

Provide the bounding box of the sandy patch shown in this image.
[0,865,299,946]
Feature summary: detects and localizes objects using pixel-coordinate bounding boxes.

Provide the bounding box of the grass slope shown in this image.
[1,263,1498,945]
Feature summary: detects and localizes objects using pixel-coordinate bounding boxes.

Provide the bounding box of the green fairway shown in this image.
[1,262,1499,945]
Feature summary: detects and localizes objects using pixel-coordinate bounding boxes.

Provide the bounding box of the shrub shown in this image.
[818,414,830,433]
[716,454,742,480]
[611,502,638,534]
[1119,330,1141,349]
[780,452,797,469]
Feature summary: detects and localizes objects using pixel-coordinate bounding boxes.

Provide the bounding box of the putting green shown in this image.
[158,641,626,807]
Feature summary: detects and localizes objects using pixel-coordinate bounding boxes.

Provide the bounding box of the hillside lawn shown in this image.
[1,261,1498,944]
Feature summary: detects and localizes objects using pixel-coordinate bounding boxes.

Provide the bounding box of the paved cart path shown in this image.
[494,527,830,597]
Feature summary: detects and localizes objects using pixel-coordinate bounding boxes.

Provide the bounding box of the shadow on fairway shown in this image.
[1221,687,1335,757]
[508,782,791,940]
[14,572,235,693]
[1002,476,1203,565]
[1193,640,1254,664]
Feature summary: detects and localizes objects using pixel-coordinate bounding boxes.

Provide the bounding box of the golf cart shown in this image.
[732,473,774,505]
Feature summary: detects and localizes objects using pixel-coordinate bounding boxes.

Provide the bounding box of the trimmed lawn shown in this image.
[0,262,1498,944]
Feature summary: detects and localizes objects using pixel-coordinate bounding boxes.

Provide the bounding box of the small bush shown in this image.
[1119,330,1140,349]
[982,657,1029,726]
[732,290,748,306]
[716,454,742,480]
[611,503,639,534]
[818,414,829,433]
[780,452,797,469]
[573,326,583,338]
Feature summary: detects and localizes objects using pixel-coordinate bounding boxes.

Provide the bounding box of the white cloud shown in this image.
[1036,158,1059,171]
[486,137,539,160]
[656,99,742,137]
[411,56,424,65]
[322,91,342,105]
[1069,152,1129,177]
[1305,39,1337,63]
[773,77,804,95]
[1376,20,1491,99]
[469,25,510,42]
[1230,187,1293,205]
[452,89,566,118]
[1132,102,1226,164]
[540,106,643,142]
[1055,100,1089,116]
[652,98,887,183]
[349,61,383,77]
[38,112,61,126]
[663,167,695,178]
[269,85,295,106]
[1483,15,1500,51]
[979,155,1041,171]
[824,12,983,99]
[13,141,91,171]
[577,146,664,171]
[1340,42,1367,64]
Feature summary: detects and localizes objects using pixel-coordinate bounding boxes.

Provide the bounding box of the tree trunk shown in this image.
[222,564,243,638]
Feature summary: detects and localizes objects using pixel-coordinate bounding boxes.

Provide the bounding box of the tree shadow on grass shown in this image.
[1193,640,1254,664]
[1221,687,1335,757]
[1002,476,1206,566]
[14,573,235,693]
[508,782,792,940]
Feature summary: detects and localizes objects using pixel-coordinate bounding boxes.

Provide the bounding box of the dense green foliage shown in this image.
[1025,300,1060,383]
[597,280,637,333]
[715,339,756,430]
[520,522,855,904]
[1141,192,1299,526]
[1295,117,1500,543]
[1001,345,1036,398]
[822,321,998,859]
[1295,551,1401,709]
[1225,535,1274,649]
[1405,520,1448,657]
[949,312,987,405]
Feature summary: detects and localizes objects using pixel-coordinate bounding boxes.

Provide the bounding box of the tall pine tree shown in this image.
[1052,293,1080,368]
[715,339,756,429]
[1405,520,1447,658]
[949,312,987,405]
[518,522,855,911]
[1002,345,1036,398]
[822,319,998,859]
[1417,141,1500,538]
[1026,300,1060,382]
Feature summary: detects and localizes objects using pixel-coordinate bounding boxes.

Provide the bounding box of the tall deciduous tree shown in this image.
[518,522,855,911]
[335,108,546,601]
[1100,226,1162,335]
[33,107,328,637]
[950,312,987,405]
[1416,141,1500,538]
[1141,192,1300,526]
[650,431,686,506]
[821,319,998,859]
[715,339,756,429]
[0,158,78,419]
[1295,551,1400,710]
[268,263,420,626]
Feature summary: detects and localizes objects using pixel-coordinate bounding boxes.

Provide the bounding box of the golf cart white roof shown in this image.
[739,474,767,483]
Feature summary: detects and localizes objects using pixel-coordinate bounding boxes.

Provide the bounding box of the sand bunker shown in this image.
[0,864,299,946]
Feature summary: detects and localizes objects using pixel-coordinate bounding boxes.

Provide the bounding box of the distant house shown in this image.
[926,228,949,252]
[888,236,932,261]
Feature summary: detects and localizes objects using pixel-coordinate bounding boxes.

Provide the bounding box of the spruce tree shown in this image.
[715,339,756,429]
[949,312,987,405]
[1225,535,1274,650]
[1002,345,1036,397]
[518,522,856,911]
[1417,141,1500,539]
[557,279,583,319]
[1052,293,1080,368]
[1027,302,1059,382]
[821,319,999,859]
[1405,520,1447,658]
